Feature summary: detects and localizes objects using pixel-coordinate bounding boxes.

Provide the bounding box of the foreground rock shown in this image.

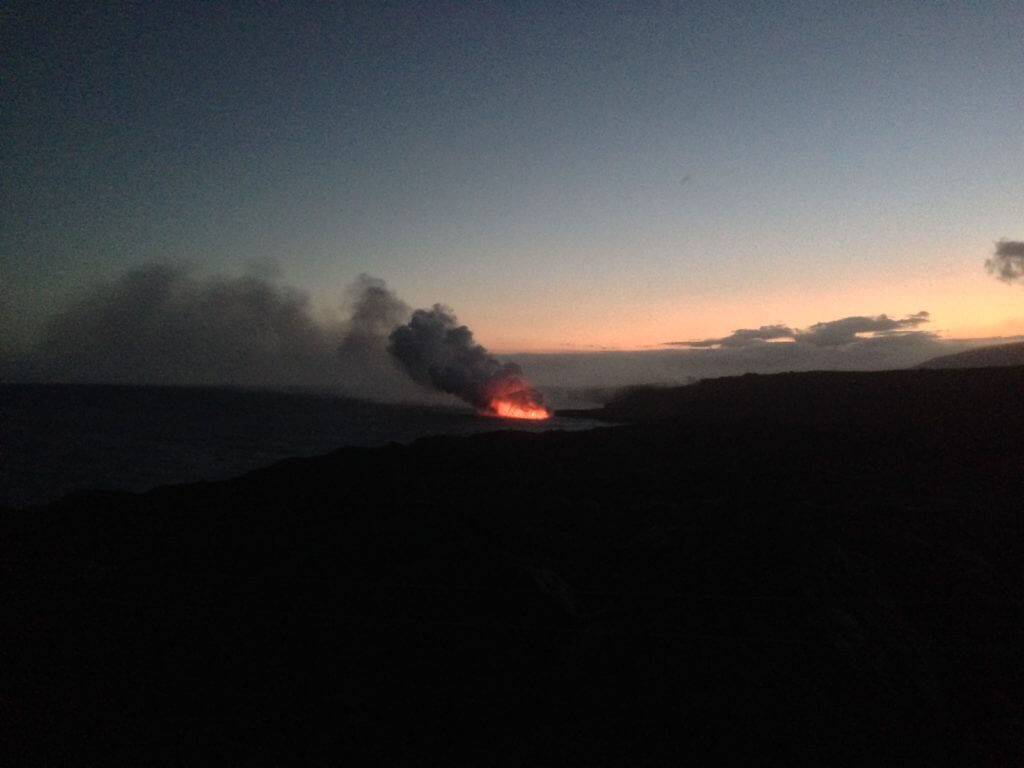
[3,368,1024,765]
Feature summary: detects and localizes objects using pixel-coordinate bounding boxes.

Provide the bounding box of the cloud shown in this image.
[668,324,796,348]
[797,311,931,347]
[510,330,975,398]
[985,239,1024,283]
[668,312,932,349]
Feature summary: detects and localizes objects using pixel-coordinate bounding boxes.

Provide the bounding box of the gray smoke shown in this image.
[337,275,410,358]
[333,275,417,398]
[20,263,339,387]
[5,265,428,398]
[387,304,545,411]
[986,239,1024,284]
[2,264,545,405]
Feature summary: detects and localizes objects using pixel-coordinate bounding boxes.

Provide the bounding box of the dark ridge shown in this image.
[595,365,1024,425]
[3,367,1023,765]
[917,341,1024,370]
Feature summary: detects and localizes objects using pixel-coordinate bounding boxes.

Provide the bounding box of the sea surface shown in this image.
[0,384,604,508]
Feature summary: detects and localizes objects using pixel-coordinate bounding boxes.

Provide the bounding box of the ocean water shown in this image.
[0,384,603,508]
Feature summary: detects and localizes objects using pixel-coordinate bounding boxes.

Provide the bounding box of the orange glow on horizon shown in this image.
[480,269,1024,354]
[484,399,551,420]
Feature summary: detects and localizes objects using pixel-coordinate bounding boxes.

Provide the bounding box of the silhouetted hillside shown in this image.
[3,367,1023,765]
[592,366,1024,426]
[917,341,1024,369]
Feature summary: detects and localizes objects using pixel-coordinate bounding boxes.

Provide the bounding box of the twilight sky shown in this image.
[3,0,1023,363]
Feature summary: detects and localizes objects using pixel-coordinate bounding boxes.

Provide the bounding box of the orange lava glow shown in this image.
[486,399,551,420]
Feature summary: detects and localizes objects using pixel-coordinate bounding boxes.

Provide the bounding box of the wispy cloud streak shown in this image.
[667,312,932,349]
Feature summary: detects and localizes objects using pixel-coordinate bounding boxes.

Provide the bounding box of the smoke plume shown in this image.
[332,275,417,398]
[20,263,338,387]
[388,304,545,412]
[337,275,410,358]
[2,264,549,407]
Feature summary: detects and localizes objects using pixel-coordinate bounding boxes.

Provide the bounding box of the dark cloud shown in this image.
[388,305,545,412]
[985,239,1024,283]
[669,312,931,349]
[669,324,795,348]
[797,312,931,347]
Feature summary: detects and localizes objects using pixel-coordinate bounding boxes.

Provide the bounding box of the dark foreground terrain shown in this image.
[4,367,1024,765]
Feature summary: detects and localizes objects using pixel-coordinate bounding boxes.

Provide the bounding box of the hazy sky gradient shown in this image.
[4,0,1023,353]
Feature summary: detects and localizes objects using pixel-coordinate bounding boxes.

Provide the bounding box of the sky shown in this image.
[2,0,1023,388]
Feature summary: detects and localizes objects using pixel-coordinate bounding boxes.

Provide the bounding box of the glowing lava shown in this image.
[487,399,551,420]
[481,376,550,420]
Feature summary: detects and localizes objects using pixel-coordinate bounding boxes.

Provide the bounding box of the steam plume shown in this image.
[337,275,410,358]
[388,304,545,412]
[24,263,336,387]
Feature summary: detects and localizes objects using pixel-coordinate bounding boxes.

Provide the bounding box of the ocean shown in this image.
[0,384,604,508]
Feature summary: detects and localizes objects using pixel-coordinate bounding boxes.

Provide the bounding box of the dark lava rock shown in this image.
[3,368,1023,765]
